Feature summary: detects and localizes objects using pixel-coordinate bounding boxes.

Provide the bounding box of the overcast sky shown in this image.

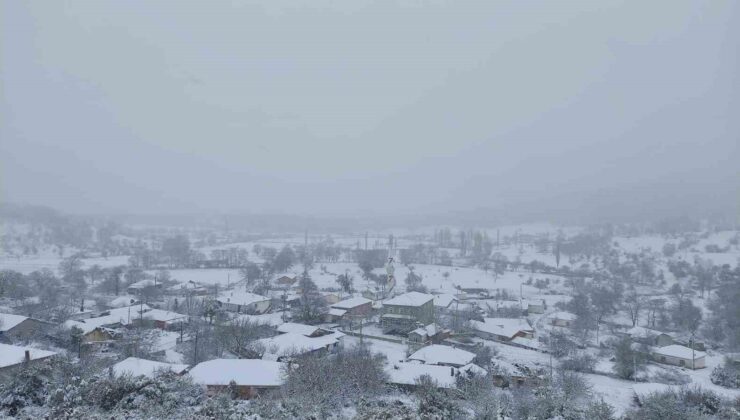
[2,0,738,219]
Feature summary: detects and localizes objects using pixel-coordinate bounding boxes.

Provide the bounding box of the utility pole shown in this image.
[365,232,368,250]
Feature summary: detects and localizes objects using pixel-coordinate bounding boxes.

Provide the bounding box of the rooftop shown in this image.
[64,304,151,334]
[332,297,372,310]
[653,344,706,360]
[256,331,344,358]
[384,292,434,307]
[386,362,458,388]
[471,317,533,339]
[408,344,475,367]
[0,343,56,369]
[216,291,271,307]
[0,313,30,332]
[277,322,321,337]
[189,359,285,387]
[112,357,188,378]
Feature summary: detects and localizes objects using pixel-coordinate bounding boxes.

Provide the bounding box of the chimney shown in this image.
[24,350,30,363]
[450,367,454,376]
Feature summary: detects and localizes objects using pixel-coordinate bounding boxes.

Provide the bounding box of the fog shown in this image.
[2,0,738,222]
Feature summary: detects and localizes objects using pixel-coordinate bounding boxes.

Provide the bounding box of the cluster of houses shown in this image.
[0,270,715,404]
[549,311,707,369]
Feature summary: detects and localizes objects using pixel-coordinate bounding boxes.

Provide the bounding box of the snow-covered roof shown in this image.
[551,311,577,321]
[0,343,56,368]
[189,359,285,387]
[140,309,187,323]
[410,324,439,338]
[0,313,29,332]
[471,318,533,339]
[128,279,157,289]
[216,291,271,307]
[235,312,286,327]
[653,344,705,360]
[386,362,458,388]
[112,357,188,378]
[331,297,371,310]
[384,292,434,307]
[433,294,457,308]
[511,336,542,350]
[63,304,151,334]
[277,322,320,336]
[460,363,487,376]
[408,345,475,367]
[328,308,347,317]
[624,326,668,339]
[168,281,206,291]
[256,331,344,357]
[109,296,138,308]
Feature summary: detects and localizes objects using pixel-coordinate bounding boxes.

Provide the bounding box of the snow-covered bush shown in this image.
[283,343,388,413]
[354,398,416,420]
[650,369,691,386]
[710,361,740,389]
[0,360,52,416]
[413,374,463,420]
[628,386,727,420]
[559,353,597,373]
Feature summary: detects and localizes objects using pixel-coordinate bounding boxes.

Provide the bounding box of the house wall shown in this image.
[384,300,434,325]
[653,354,705,369]
[345,302,373,317]
[6,319,47,340]
[205,384,279,399]
[0,356,55,379]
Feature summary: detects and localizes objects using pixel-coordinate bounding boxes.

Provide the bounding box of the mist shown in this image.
[2,0,739,222]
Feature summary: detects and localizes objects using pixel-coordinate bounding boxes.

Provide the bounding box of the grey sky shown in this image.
[2,0,738,218]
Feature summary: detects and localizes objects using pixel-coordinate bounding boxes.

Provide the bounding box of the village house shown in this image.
[111,357,189,378]
[407,323,449,344]
[550,311,577,328]
[380,292,435,334]
[275,275,296,287]
[255,330,345,361]
[267,290,301,310]
[407,344,476,368]
[321,292,341,305]
[276,322,333,338]
[327,296,373,322]
[521,299,546,314]
[652,344,706,369]
[127,279,163,295]
[168,281,209,296]
[0,313,49,341]
[134,309,188,330]
[621,326,674,347]
[188,359,285,399]
[64,304,150,343]
[386,362,481,390]
[216,291,271,314]
[471,318,534,342]
[0,343,57,378]
[433,294,457,311]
